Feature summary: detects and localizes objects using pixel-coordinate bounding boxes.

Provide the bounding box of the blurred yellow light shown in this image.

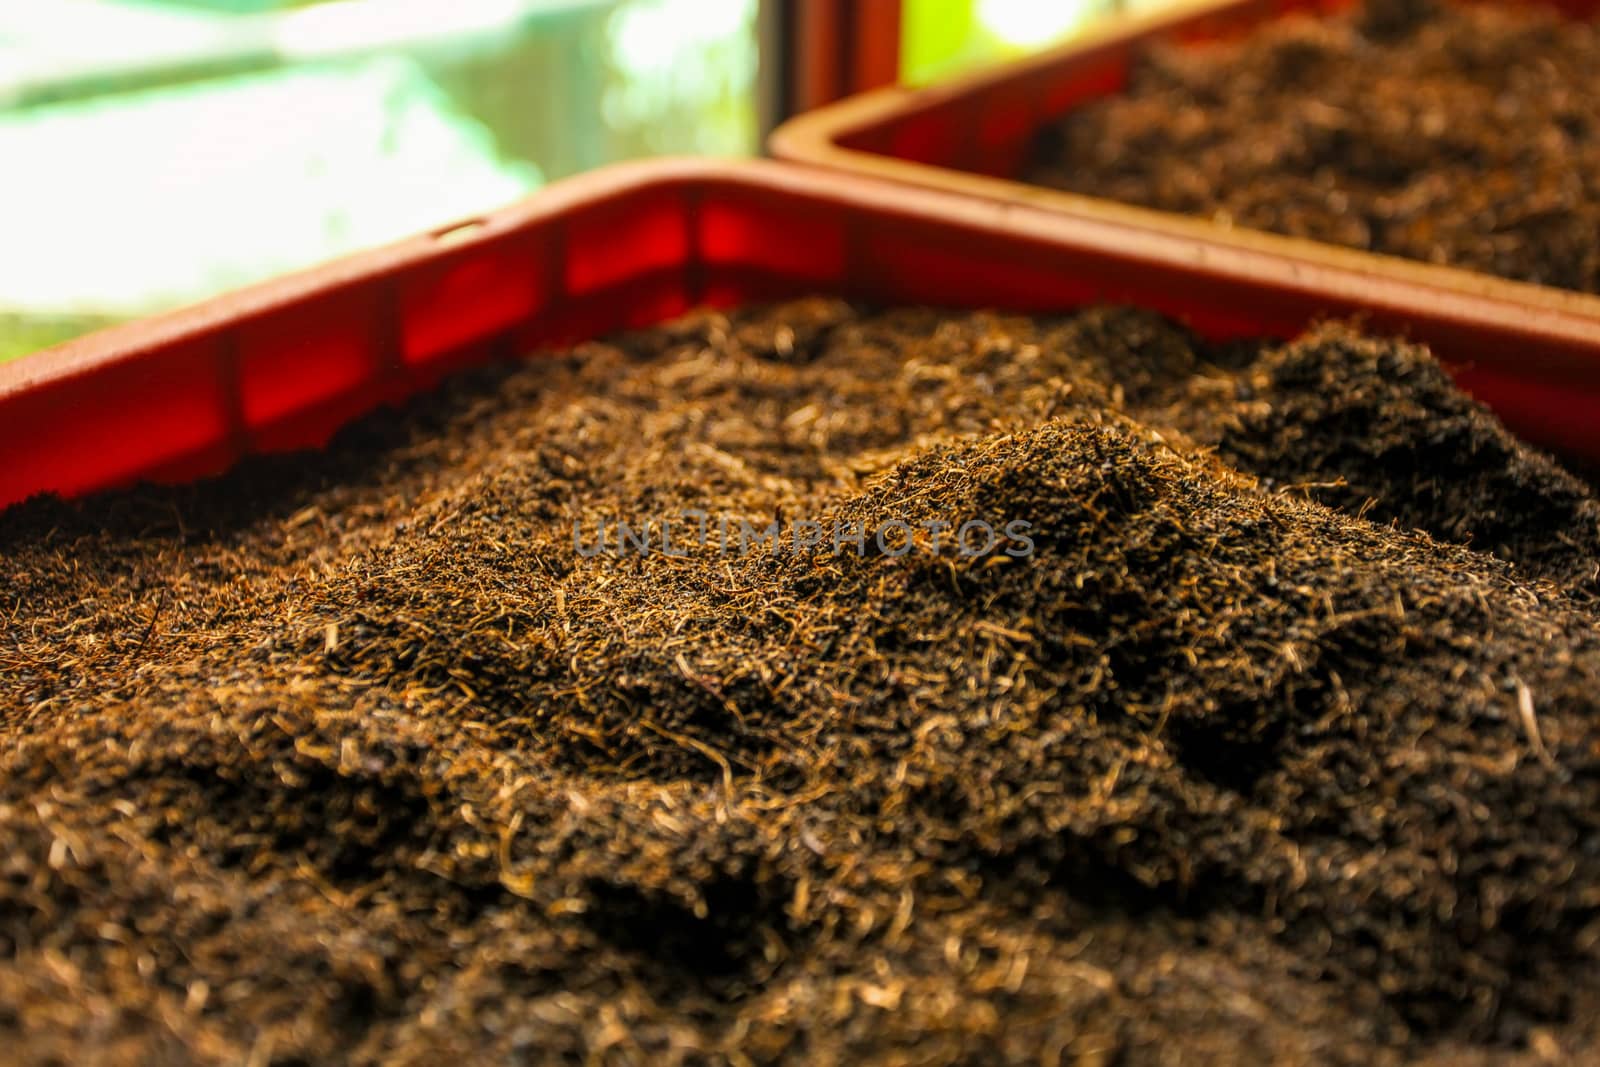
[975,0,1096,47]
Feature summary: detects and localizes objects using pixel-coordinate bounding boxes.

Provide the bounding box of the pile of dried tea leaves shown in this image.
[3,299,1600,1065]
[1025,0,1600,294]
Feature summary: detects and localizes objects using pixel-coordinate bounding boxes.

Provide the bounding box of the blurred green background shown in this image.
[0,0,1153,363]
[0,0,759,362]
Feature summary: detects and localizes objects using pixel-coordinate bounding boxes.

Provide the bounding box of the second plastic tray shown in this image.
[5,157,1600,511]
[770,0,1600,349]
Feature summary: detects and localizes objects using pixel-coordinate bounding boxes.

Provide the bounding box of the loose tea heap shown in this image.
[1026,0,1600,294]
[4,300,1600,1065]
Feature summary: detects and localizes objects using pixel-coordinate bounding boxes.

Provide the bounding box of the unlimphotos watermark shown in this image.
[574,512,1035,559]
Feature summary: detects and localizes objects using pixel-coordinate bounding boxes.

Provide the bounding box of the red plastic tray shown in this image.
[770,0,1600,394]
[5,157,1600,510]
